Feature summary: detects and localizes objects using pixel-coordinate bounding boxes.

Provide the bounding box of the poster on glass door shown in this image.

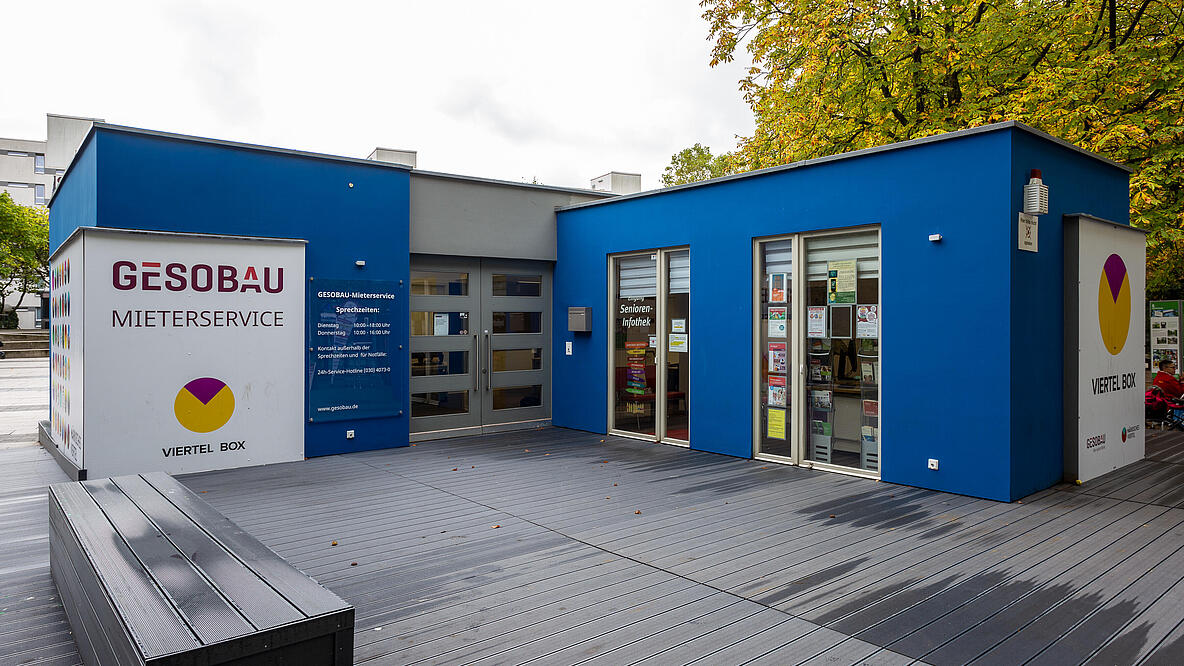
[768,273,787,303]
[827,259,856,304]
[807,306,827,338]
[768,307,788,337]
[768,375,787,407]
[768,342,787,373]
[856,304,878,338]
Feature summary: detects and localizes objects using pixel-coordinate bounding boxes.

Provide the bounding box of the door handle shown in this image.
[484,331,491,391]
[473,334,479,391]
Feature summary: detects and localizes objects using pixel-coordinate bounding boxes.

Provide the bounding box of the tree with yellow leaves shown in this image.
[683,0,1183,295]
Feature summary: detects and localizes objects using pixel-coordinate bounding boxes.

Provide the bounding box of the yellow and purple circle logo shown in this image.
[1097,254,1131,355]
[174,377,235,433]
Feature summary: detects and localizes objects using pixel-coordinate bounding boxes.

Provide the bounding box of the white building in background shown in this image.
[1,114,102,328]
[1,114,100,205]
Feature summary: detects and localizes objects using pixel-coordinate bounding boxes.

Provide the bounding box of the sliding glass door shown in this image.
[610,248,690,445]
[755,228,881,475]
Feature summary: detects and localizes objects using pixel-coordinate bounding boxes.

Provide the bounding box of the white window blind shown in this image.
[668,250,690,294]
[806,231,879,280]
[763,239,793,275]
[617,254,657,299]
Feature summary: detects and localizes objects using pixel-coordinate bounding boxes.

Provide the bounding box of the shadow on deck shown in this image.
[4,427,1184,665]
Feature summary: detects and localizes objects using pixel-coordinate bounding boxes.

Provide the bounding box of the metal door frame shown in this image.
[752,225,882,479]
[410,255,482,438]
[479,259,551,429]
[607,247,690,447]
[411,256,552,441]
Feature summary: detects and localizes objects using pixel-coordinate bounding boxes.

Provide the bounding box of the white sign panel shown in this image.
[53,228,306,478]
[1070,217,1145,482]
[1018,213,1039,252]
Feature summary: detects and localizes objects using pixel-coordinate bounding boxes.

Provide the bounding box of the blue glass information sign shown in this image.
[307,278,399,422]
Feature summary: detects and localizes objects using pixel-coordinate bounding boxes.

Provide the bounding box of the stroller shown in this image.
[1146,386,1184,431]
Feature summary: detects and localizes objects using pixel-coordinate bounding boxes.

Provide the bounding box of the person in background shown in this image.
[1153,359,1184,399]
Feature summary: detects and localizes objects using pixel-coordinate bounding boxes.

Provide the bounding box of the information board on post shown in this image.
[1150,300,1181,370]
[308,278,400,422]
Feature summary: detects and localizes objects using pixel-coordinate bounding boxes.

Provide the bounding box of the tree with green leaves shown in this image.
[661,143,738,186]
[684,0,1183,296]
[0,192,49,322]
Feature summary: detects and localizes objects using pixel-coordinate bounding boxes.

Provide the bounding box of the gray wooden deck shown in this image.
[4,427,1184,665]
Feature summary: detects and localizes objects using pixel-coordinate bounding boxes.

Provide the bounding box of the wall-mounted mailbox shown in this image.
[568,307,592,332]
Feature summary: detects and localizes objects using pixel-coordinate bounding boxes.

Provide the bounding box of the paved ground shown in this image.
[0,357,48,449]
[4,357,1184,665]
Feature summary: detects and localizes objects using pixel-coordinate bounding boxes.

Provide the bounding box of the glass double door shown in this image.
[410,256,550,438]
[610,249,690,446]
[756,229,881,475]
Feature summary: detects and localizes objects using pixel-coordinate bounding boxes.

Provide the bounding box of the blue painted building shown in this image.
[552,123,1129,502]
[49,121,1131,501]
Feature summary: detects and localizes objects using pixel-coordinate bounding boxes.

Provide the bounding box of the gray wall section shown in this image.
[410,173,608,261]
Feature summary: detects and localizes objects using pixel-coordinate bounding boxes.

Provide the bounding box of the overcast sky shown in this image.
[1,1,754,191]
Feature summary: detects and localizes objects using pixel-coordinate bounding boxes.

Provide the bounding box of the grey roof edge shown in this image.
[557,121,1132,213]
[49,122,616,207]
[0,136,48,146]
[49,122,416,207]
[51,225,308,261]
[92,122,418,171]
[410,168,618,198]
[1064,212,1147,234]
[46,113,106,122]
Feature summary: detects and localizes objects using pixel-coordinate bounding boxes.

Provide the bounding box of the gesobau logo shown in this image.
[1097,253,1131,355]
[112,261,285,293]
[174,377,235,433]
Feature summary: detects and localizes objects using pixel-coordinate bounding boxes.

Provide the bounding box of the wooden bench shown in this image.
[49,472,354,665]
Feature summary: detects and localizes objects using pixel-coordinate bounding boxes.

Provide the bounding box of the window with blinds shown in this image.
[616,254,657,298]
[763,239,793,276]
[668,250,689,294]
[805,231,879,280]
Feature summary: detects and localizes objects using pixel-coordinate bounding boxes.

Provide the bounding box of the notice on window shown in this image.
[768,342,787,374]
[767,407,786,439]
[856,304,879,339]
[827,259,857,304]
[863,399,879,418]
[624,341,648,395]
[768,375,787,407]
[768,273,788,303]
[433,313,449,336]
[768,307,788,337]
[807,306,827,338]
[668,333,688,353]
[671,318,686,333]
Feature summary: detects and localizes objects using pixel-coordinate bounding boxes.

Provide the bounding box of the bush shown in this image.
[0,310,17,329]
